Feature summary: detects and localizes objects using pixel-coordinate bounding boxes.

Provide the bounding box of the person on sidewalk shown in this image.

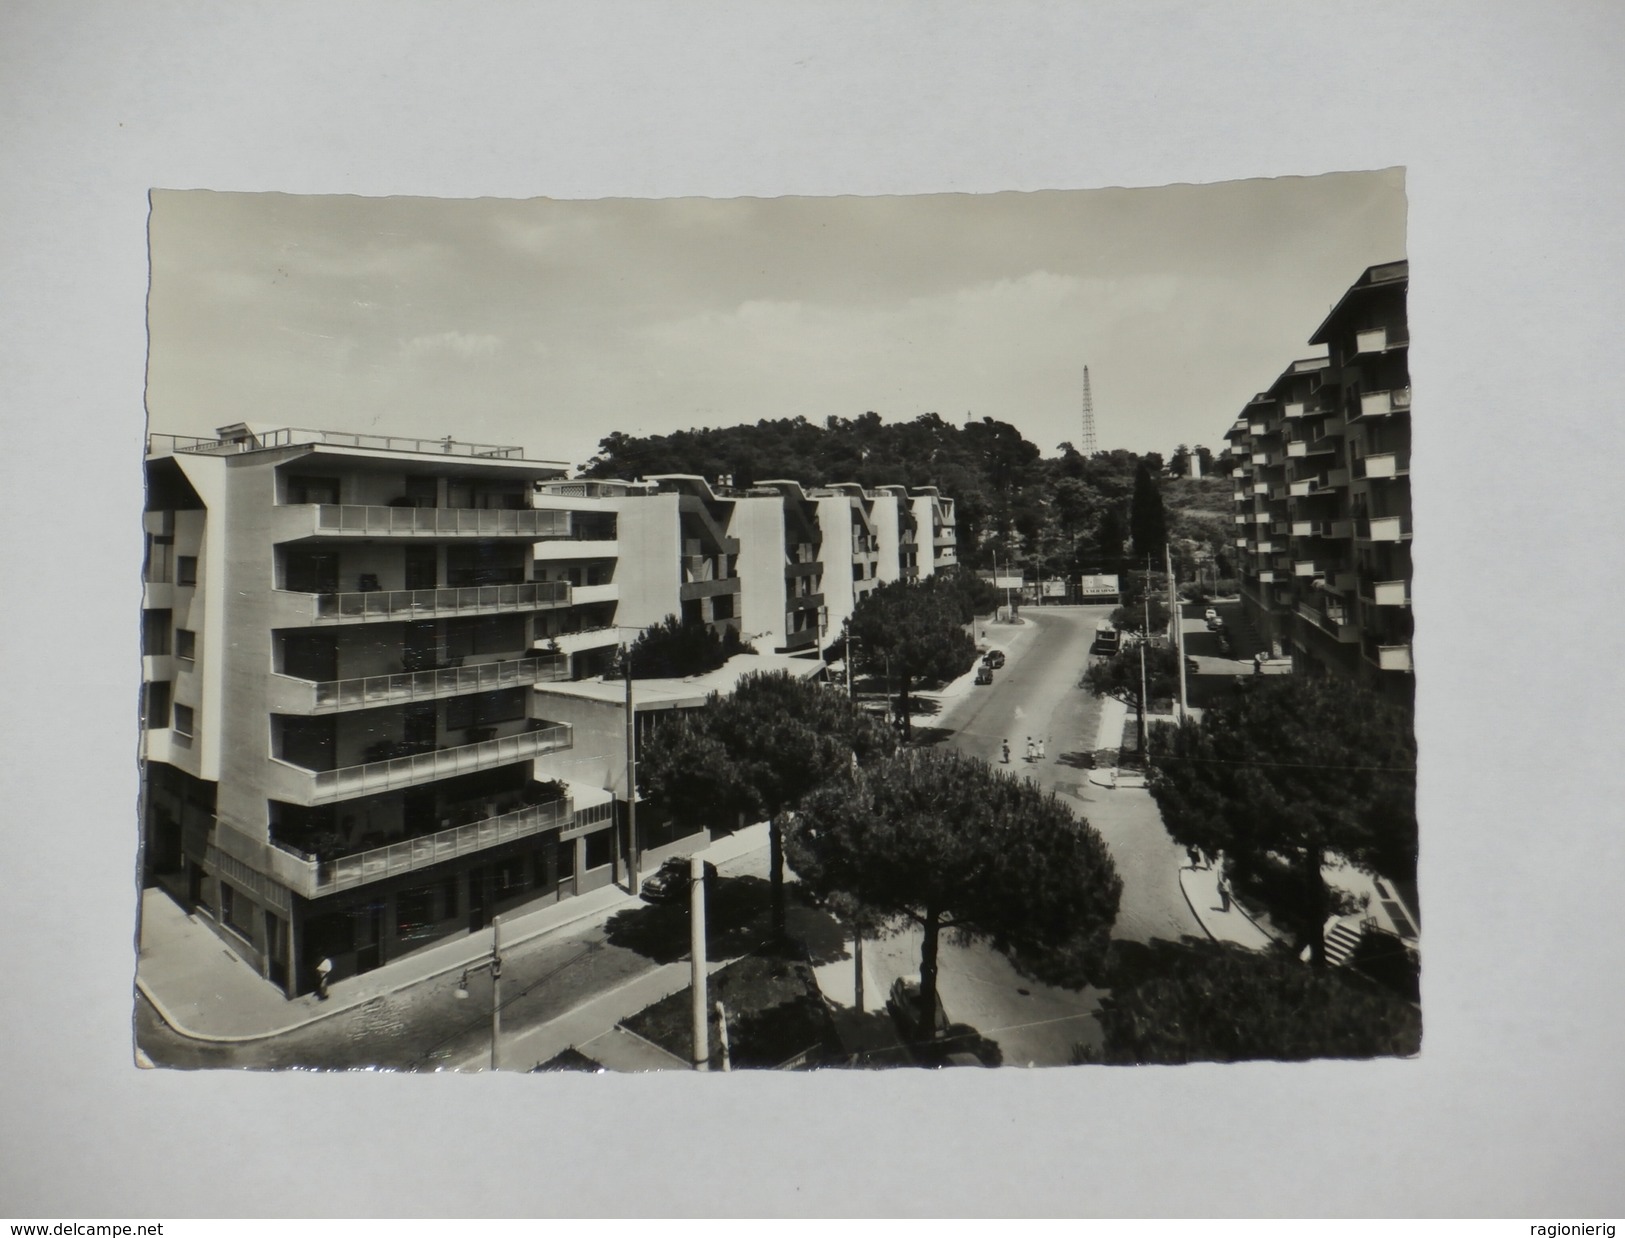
[1216,874,1233,913]
[1001,739,1010,764]
[315,956,334,1001]
[1036,737,1046,761]
[1025,736,1035,762]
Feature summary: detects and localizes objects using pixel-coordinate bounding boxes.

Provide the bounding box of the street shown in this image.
[856,604,1204,1066]
[139,606,1202,1072]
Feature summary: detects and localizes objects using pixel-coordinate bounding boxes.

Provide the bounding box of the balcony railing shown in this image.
[1353,452,1409,481]
[148,427,549,461]
[273,654,569,713]
[1357,513,1413,541]
[276,723,572,805]
[1354,327,1409,355]
[1369,579,1410,606]
[1358,388,1412,419]
[1365,641,1414,672]
[285,504,572,539]
[269,797,575,897]
[1298,601,1359,642]
[277,580,572,625]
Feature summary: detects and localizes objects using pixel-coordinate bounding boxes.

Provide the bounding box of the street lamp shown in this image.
[454,913,504,1071]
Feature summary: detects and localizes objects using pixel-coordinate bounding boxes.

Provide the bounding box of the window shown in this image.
[175,629,196,660]
[288,475,341,505]
[396,887,438,941]
[220,882,254,938]
[173,704,194,737]
[145,534,173,584]
[143,681,171,730]
[495,856,530,897]
[583,828,612,871]
[444,688,527,731]
[142,609,172,656]
[177,556,198,587]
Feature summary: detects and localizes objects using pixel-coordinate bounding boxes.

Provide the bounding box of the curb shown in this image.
[1176,866,1279,949]
[138,891,644,1046]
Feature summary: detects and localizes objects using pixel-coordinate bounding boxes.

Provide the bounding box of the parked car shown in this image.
[1203,607,1218,623]
[1217,633,1233,656]
[639,856,718,904]
[982,649,1006,669]
[975,664,994,685]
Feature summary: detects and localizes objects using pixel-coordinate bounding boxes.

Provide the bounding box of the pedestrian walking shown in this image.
[1186,845,1202,870]
[1216,874,1233,913]
[315,956,334,1000]
[1036,737,1046,761]
[1025,736,1035,763]
[1001,739,1010,764]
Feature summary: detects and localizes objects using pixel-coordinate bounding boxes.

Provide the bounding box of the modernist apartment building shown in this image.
[141,425,627,998]
[1226,260,1413,702]
[142,425,959,996]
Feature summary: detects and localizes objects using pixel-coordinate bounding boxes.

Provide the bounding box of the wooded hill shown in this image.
[580,413,1232,579]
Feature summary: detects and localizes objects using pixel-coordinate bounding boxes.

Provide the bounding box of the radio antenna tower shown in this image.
[1079,365,1097,456]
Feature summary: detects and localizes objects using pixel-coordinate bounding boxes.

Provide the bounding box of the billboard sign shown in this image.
[1079,574,1120,598]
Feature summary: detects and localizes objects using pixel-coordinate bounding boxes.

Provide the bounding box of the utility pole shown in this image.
[623,657,639,894]
[1168,544,1188,722]
[1138,555,1151,758]
[690,855,710,1071]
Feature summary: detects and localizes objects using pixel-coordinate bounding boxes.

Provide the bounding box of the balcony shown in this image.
[1255,541,1274,555]
[1372,579,1410,606]
[1357,513,1413,542]
[1253,512,1271,524]
[1358,388,1412,420]
[1232,490,1247,503]
[269,654,569,714]
[269,722,573,806]
[1234,537,1248,548]
[533,537,619,562]
[1354,327,1408,355]
[1251,452,1268,465]
[1258,570,1276,583]
[267,797,576,898]
[1293,560,1320,577]
[1287,440,1308,458]
[1366,642,1413,673]
[273,504,571,542]
[274,581,572,626]
[1234,514,1250,525]
[1353,452,1409,481]
[1298,601,1360,643]
[542,625,639,656]
[569,582,618,606]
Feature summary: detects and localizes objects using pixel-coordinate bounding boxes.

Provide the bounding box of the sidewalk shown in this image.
[137,821,772,1044]
[1176,861,1276,950]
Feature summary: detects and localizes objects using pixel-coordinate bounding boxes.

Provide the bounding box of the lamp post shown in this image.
[455,913,504,1071]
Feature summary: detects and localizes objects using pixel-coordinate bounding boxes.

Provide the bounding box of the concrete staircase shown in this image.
[1324,916,1365,968]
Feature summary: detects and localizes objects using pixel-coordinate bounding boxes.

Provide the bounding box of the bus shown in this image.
[1094,620,1120,654]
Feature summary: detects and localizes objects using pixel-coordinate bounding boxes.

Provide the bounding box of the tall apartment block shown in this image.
[142,426,960,997]
[141,426,619,997]
[1226,260,1413,703]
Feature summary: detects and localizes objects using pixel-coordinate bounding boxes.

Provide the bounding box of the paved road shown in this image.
[859,605,1204,1066]
[137,847,778,1072]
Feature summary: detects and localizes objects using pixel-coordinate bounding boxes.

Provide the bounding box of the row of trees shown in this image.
[638,672,1124,1030]
[841,573,990,738]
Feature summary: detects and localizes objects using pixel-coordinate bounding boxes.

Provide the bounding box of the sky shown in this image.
[146,171,1406,472]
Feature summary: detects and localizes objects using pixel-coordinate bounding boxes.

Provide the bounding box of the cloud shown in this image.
[399,331,502,360]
